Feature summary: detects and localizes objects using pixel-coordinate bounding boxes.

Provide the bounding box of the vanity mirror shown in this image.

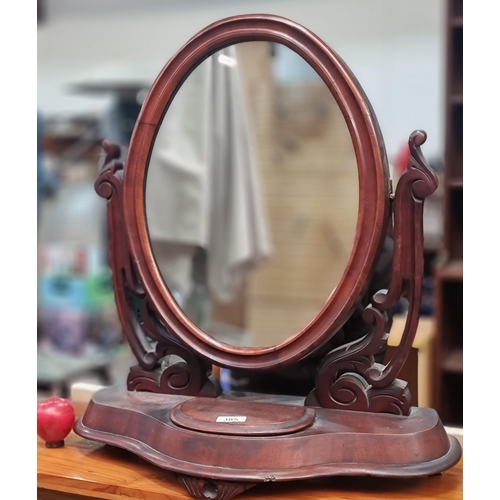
[145,41,359,350]
[74,14,461,500]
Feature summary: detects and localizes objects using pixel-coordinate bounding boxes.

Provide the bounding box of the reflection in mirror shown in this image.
[145,42,359,348]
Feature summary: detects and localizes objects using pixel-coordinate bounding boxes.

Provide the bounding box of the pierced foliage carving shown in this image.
[305,131,437,415]
[127,297,221,396]
[96,141,220,397]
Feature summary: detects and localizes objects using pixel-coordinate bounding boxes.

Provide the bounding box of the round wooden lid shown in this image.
[170,398,316,436]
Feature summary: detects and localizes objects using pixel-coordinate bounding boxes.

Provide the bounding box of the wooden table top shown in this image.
[37,427,463,500]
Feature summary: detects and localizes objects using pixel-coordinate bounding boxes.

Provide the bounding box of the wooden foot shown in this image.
[177,475,256,500]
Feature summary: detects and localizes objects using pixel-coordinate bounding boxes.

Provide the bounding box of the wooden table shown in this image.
[37,403,463,500]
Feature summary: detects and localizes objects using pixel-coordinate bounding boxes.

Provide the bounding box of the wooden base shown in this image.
[74,385,461,500]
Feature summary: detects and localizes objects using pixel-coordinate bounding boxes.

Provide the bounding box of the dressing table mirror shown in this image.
[145,40,359,352]
[74,14,462,500]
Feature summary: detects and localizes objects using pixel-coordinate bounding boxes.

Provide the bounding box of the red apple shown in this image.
[37,397,76,448]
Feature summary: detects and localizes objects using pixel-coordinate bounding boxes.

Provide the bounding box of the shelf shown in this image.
[445,105,463,179]
[437,260,463,281]
[448,93,463,105]
[446,178,463,189]
[441,348,463,374]
[389,316,434,349]
[424,236,442,252]
[448,28,463,96]
[434,0,463,428]
[444,189,463,260]
[449,17,463,28]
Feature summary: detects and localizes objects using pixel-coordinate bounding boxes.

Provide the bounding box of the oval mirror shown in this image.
[145,42,359,349]
[123,15,390,370]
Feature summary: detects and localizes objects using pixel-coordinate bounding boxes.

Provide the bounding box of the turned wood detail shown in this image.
[177,475,256,500]
[95,141,220,398]
[305,131,438,415]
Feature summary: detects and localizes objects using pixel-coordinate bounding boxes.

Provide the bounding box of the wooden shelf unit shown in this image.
[433,0,463,427]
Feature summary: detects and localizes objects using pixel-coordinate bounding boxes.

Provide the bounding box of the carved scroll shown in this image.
[127,296,220,397]
[96,141,220,397]
[306,130,438,415]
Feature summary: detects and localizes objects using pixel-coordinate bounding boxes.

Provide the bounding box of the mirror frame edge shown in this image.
[122,14,391,370]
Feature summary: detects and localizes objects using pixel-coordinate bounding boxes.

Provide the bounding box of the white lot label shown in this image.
[216,416,247,423]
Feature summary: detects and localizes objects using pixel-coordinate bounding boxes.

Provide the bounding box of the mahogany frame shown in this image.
[123,14,391,370]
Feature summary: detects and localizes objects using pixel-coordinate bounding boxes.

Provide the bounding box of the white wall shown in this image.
[37,0,446,161]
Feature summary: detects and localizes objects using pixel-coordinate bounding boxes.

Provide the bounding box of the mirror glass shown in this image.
[145,42,359,348]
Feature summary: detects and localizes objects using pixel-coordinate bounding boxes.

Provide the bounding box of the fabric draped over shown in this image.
[145,47,272,305]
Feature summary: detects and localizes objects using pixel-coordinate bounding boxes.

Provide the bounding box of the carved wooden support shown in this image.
[305,130,438,415]
[127,296,221,396]
[95,141,221,398]
[177,475,256,500]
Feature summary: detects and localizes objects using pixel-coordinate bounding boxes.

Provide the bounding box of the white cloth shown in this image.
[146,46,272,302]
